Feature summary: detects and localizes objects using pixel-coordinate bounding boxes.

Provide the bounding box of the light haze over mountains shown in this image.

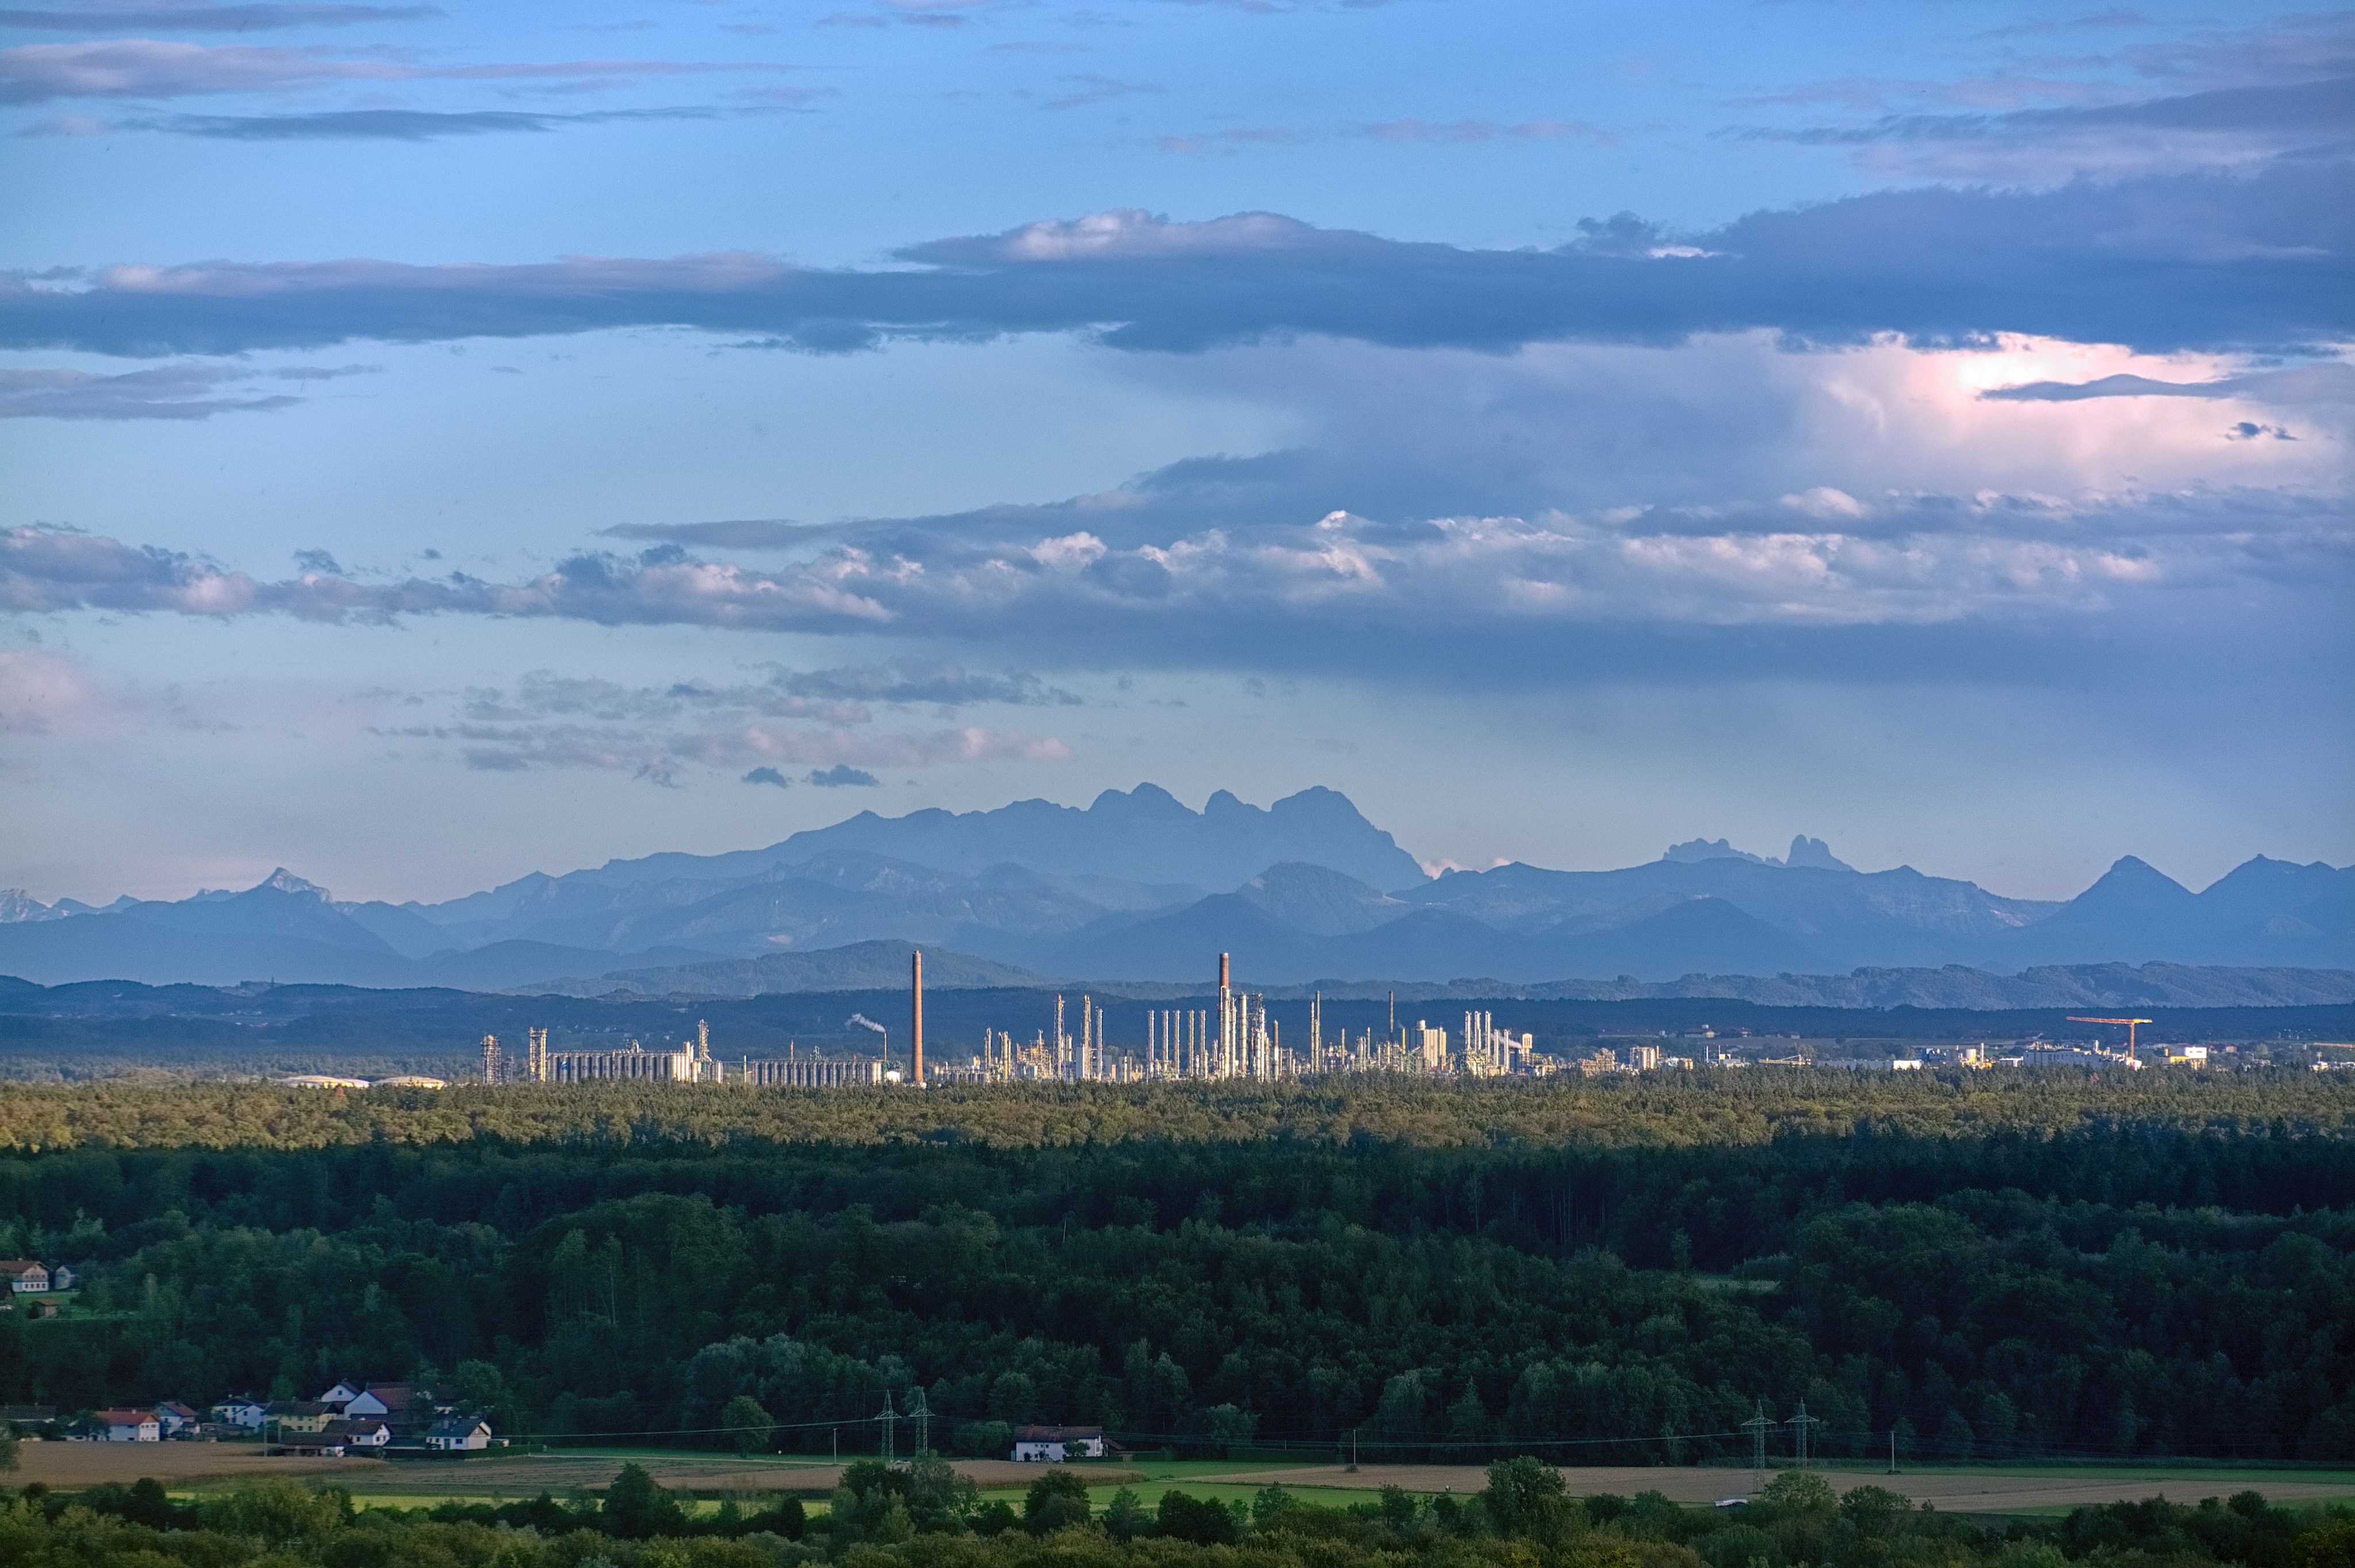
[0,786,2345,996]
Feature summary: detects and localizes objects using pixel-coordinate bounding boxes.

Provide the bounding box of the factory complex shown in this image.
[473,951,1550,1088]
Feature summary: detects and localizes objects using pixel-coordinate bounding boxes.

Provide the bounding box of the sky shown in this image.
[0,0,2349,907]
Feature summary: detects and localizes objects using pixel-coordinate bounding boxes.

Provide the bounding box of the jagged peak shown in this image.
[254,868,330,900]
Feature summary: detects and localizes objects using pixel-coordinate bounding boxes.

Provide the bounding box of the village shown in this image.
[0,1369,498,1458]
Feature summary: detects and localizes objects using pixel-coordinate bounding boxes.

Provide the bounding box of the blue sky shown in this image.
[1,0,2348,905]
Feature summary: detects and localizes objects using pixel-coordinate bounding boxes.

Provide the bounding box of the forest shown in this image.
[0,1074,2350,1463]
[6,1459,2355,1568]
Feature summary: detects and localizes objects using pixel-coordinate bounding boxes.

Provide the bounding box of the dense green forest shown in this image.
[7,1462,2355,1568]
[0,1077,2350,1462]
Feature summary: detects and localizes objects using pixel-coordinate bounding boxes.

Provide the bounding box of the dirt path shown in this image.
[1214,1465,2355,1513]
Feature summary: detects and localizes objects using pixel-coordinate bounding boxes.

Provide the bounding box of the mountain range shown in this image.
[0,785,2348,993]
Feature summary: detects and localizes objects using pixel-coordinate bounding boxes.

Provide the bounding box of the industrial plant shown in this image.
[471,950,1550,1087]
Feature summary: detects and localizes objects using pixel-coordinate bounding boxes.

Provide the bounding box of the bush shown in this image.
[1023,1470,1093,1535]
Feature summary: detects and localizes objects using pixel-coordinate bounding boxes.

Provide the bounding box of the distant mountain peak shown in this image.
[256,868,330,900]
[1663,837,1763,865]
[0,890,60,924]
[1783,836,1854,872]
[1663,835,1854,872]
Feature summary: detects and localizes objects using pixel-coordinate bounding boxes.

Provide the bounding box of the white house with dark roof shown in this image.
[99,1408,160,1443]
[425,1414,494,1451]
[0,1262,49,1294]
[212,1396,268,1430]
[1010,1425,1104,1462]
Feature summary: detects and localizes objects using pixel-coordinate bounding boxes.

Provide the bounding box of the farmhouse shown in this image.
[211,1397,268,1430]
[425,1414,494,1451]
[319,1417,392,1452]
[265,1401,333,1435]
[1010,1425,1105,1462]
[99,1409,160,1443]
[0,1262,49,1294]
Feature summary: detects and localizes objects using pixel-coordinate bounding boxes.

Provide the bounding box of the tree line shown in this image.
[0,1076,2348,1461]
[7,1459,2355,1568]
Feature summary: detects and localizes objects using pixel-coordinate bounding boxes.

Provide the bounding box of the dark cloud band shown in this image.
[4,164,2344,359]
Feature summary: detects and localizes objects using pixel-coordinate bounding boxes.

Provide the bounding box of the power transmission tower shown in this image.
[909,1387,931,1457]
[1787,1401,1822,1467]
[1741,1401,1775,1492]
[877,1390,898,1463]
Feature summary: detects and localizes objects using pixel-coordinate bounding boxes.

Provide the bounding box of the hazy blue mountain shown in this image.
[1,788,2348,990]
[1052,894,1332,984]
[1992,856,2355,967]
[760,783,1425,890]
[544,939,1056,998]
[1398,856,2054,969]
[113,871,396,955]
[1236,863,1409,936]
[1782,836,1855,872]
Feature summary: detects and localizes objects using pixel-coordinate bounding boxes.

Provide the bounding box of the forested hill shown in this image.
[2,1071,2354,1152]
[0,1075,2351,1467]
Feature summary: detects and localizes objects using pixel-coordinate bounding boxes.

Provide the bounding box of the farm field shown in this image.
[37,1443,2355,1522]
[13,1441,381,1489]
[1206,1464,2355,1516]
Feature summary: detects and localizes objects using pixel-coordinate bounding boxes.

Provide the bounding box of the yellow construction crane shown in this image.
[2068,1017,2154,1055]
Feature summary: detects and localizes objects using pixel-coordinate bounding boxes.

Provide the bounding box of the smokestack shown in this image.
[1219,952,1230,992]
[912,949,925,1086]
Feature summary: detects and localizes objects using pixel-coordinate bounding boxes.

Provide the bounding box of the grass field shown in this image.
[21,1441,2355,1522]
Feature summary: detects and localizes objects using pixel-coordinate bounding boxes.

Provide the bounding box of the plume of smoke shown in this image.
[845,1013,887,1035]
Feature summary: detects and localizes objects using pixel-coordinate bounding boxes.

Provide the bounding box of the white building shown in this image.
[425,1415,494,1451]
[1011,1425,1104,1462]
[0,1261,49,1294]
[320,1417,393,1451]
[101,1409,160,1442]
[212,1397,269,1430]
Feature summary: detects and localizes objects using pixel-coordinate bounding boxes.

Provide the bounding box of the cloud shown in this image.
[91,105,753,140]
[0,4,439,30]
[742,765,789,787]
[3,166,2339,360]
[0,360,371,418]
[11,467,2345,687]
[780,662,1080,705]
[1743,76,2355,182]
[0,38,797,104]
[1352,117,1608,145]
[1042,74,1159,110]
[1982,363,2355,403]
[805,764,877,786]
[0,648,105,734]
[597,518,834,549]
[438,718,1067,782]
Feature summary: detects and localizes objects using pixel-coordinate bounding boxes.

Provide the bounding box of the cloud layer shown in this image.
[4,164,2343,360]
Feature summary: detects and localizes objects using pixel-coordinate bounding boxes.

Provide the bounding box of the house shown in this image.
[1010,1425,1104,1462]
[155,1401,202,1438]
[211,1397,269,1430]
[425,1414,494,1451]
[342,1384,416,1427]
[99,1408,160,1443]
[316,1380,365,1412]
[0,1262,49,1294]
[319,1417,392,1451]
[48,1266,76,1292]
[265,1401,333,1435]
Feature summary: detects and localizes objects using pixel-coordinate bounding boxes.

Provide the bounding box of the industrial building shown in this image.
[478,948,1558,1090]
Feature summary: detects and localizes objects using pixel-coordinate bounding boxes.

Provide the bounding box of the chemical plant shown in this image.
[472,950,1544,1087]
